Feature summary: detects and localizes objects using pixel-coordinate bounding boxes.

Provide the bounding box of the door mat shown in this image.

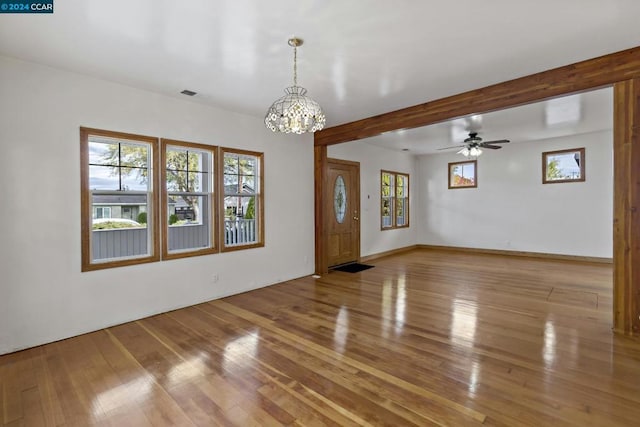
[332,263,374,273]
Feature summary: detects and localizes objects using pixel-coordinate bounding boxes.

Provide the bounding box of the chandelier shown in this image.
[265,38,326,134]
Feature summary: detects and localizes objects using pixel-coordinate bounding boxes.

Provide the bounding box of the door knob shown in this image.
[353,210,359,221]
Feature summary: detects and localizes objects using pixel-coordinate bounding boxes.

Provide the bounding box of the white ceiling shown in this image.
[0,0,636,134]
[362,87,613,155]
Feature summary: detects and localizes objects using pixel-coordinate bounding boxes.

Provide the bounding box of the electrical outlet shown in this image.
[211,273,219,283]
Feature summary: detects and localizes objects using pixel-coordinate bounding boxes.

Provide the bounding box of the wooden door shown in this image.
[326,159,360,267]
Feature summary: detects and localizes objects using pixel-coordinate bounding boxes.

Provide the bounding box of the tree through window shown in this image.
[162,139,216,259]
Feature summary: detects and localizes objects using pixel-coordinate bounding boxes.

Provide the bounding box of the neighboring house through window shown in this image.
[381,170,409,230]
[93,196,146,221]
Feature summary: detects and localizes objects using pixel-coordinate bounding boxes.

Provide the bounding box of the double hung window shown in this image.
[221,149,264,250]
[162,140,216,259]
[81,128,159,270]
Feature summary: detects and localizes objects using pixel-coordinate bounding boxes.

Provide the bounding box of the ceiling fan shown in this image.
[438,132,510,157]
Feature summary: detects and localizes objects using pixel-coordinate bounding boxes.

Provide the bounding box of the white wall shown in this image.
[0,56,315,355]
[416,131,613,258]
[328,141,417,257]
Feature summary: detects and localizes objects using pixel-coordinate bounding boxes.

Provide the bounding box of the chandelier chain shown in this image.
[293,45,297,87]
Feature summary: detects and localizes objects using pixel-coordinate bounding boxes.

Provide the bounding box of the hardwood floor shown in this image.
[2,248,639,426]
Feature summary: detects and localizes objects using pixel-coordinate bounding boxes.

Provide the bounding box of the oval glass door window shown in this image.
[334,175,347,224]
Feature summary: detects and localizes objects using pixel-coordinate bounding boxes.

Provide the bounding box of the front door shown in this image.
[326,159,360,267]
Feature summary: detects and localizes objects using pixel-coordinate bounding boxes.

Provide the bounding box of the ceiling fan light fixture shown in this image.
[441,132,507,156]
[458,147,470,156]
[265,37,326,135]
[470,146,482,157]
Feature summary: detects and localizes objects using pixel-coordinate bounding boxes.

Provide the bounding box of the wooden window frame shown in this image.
[542,147,586,184]
[80,127,160,272]
[448,160,477,189]
[161,139,218,260]
[219,147,265,252]
[380,170,410,230]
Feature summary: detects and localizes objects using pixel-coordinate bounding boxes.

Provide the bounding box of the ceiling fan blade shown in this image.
[437,145,466,150]
[481,144,503,149]
[482,139,510,145]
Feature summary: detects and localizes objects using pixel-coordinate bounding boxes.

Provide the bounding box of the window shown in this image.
[221,148,264,250]
[448,160,477,189]
[381,170,410,229]
[542,147,585,184]
[81,128,263,270]
[161,139,217,259]
[80,128,159,271]
[94,207,111,219]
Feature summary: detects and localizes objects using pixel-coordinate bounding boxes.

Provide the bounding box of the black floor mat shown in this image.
[332,263,374,273]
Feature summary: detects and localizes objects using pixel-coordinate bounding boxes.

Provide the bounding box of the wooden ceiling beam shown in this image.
[314,46,640,146]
